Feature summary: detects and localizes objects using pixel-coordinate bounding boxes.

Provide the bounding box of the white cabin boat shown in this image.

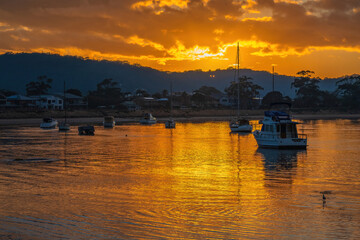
[253,111,307,149]
[40,118,58,129]
[58,122,70,131]
[230,118,252,132]
[103,116,115,128]
[140,113,157,125]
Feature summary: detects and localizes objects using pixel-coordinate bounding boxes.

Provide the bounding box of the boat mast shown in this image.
[236,42,240,118]
[170,78,173,119]
[272,65,275,92]
[63,81,67,124]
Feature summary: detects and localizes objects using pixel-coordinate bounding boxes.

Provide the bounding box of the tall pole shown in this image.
[272,65,275,92]
[237,42,240,118]
[64,81,67,124]
[170,78,173,118]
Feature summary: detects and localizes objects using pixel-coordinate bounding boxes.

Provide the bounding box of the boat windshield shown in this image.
[43,118,53,123]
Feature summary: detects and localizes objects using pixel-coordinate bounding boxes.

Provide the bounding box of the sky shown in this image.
[0,0,359,78]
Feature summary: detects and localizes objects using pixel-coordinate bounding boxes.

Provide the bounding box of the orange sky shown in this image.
[0,0,359,78]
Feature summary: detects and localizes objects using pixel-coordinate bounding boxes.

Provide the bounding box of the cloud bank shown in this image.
[0,0,359,77]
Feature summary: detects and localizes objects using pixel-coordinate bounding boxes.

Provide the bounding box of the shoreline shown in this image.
[1,113,360,126]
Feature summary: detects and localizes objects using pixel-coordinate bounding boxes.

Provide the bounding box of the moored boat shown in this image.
[58,122,70,131]
[40,118,58,129]
[230,118,252,132]
[59,81,70,131]
[78,125,95,135]
[140,113,157,125]
[103,116,115,128]
[165,119,176,129]
[165,78,176,129]
[253,110,307,149]
[229,42,251,133]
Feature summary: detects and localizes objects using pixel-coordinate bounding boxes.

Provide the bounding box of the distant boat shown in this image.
[59,81,70,131]
[230,118,252,132]
[229,42,252,133]
[103,116,115,128]
[140,113,157,125]
[40,118,58,129]
[78,125,95,135]
[165,78,176,129]
[253,103,307,149]
[165,119,176,129]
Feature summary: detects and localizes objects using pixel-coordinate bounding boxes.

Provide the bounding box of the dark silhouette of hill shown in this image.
[0,53,338,97]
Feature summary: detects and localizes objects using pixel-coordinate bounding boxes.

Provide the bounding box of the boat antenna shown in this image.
[170,77,173,119]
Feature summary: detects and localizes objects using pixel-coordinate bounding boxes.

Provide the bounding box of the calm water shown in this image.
[0,120,360,239]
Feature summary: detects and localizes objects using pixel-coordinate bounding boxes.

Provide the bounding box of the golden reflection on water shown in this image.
[0,120,360,239]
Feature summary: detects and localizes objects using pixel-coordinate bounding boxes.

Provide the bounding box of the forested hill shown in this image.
[0,53,339,96]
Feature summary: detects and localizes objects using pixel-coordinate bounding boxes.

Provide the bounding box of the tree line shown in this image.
[1,71,359,110]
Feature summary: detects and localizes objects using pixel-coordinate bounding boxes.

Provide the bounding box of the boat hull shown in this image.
[253,132,307,149]
[40,121,58,129]
[103,121,115,128]
[78,126,95,135]
[59,123,70,131]
[230,124,252,133]
[140,119,156,125]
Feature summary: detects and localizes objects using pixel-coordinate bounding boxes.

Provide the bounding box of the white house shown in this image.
[34,95,64,110]
[7,95,37,107]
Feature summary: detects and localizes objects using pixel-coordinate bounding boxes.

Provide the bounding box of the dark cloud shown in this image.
[0,0,359,66]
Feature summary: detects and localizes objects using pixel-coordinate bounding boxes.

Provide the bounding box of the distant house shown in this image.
[53,93,88,109]
[33,95,63,110]
[7,95,37,107]
[122,101,140,111]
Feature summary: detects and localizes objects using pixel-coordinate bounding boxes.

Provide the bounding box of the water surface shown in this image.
[0,120,359,239]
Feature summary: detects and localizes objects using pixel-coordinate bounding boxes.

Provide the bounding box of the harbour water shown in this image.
[0,120,360,239]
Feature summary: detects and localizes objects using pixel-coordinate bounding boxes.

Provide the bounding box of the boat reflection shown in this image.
[256,148,307,187]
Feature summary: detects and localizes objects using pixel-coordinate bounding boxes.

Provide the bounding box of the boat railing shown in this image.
[297,134,307,140]
[251,123,262,131]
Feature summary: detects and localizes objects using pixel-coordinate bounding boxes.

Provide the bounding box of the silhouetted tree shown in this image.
[196,86,222,97]
[162,89,169,98]
[291,70,322,108]
[26,75,53,96]
[336,75,360,109]
[261,91,290,108]
[152,92,162,99]
[225,75,263,109]
[135,89,150,97]
[319,90,339,109]
[87,78,123,108]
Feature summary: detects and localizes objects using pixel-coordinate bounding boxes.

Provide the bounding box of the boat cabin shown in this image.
[261,111,299,138]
